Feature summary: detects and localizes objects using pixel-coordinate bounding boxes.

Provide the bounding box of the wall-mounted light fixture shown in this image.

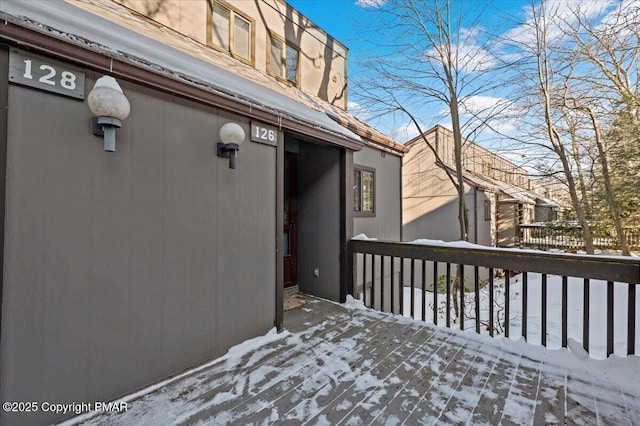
[217,122,245,169]
[88,76,130,152]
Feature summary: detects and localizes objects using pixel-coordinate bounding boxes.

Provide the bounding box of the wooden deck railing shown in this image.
[519,224,640,251]
[348,239,640,357]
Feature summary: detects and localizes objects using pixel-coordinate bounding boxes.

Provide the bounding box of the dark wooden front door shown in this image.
[284,152,298,288]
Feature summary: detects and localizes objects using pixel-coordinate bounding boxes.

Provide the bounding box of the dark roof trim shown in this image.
[326,111,408,154]
[0,19,363,151]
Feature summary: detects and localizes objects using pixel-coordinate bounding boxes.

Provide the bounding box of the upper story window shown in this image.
[354,166,375,216]
[269,33,299,85]
[209,1,253,64]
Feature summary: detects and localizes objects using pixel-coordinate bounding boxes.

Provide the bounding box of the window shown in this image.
[209,1,252,63]
[354,166,375,216]
[484,200,491,221]
[269,34,299,85]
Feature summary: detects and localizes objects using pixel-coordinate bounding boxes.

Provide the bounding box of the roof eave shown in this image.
[0,14,363,151]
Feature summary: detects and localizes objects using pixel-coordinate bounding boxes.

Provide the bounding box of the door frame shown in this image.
[283,151,298,288]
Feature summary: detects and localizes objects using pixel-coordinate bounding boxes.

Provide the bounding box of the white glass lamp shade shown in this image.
[87,76,130,120]
[219,122,245,145]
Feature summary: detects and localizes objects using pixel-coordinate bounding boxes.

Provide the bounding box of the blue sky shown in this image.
[286,0,534,141]
[285,0,623,154]
[286,0,532,55]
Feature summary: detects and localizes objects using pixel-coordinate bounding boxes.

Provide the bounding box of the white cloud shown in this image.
[465,96,520,136]
[389,120,434,142]
[459,95,514,117]
[355,0,387,8]
[501,0,618,46]
[347,101,371,121]
[424,42,496,74]
[597,0,640,38]
[438,96,520,136]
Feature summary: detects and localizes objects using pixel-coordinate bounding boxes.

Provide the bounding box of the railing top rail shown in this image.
[350,239,640,283]
[519,223,582,229]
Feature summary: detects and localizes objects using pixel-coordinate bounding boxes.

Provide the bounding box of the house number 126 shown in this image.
[22,59,78,90]
[255,126,276,143]
[250,122,279,146]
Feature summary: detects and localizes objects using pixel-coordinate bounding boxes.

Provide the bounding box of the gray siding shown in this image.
[353,145,402,241]
[1,74,275,425]
[403,188,491,245]
[297,141,341,301]
[471,189,492,246]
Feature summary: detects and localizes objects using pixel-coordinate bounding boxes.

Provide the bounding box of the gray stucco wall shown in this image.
[353,145,402,241]
[403,187,491,245]
[472,189,492,246]
[1,72,275,425]
[297,141,342,301]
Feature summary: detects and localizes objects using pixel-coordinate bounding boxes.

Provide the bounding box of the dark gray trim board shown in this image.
[275,132,284,331]
[0,44,9,357]
[340,149,354,302]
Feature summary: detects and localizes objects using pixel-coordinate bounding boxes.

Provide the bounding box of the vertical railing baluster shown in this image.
[562,276,568,348]
[433,262,438,326]
[390,256,394,314]
[607,280,614,357]
[362,253,367,306]
[446,263,451,328]
[489,269,494,337]
[422,260,427,322]
[522,272,528,341]
[583,278,590,353]
[475,266,480,334]
[370,254,375,310]
[381,255,385,313]
[351,241,636,356]
[400,258,405,316]
[505,271,510,338]
[542,274,547,347]
[629,283,636,355]
[411,259,416,319]
[459,264,465,330]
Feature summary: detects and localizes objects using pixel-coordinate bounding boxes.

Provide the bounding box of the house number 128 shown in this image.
[8,48,86,100]
[22,59,78,90]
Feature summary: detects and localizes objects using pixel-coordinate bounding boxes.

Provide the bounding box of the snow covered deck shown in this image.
[72,296,640,425]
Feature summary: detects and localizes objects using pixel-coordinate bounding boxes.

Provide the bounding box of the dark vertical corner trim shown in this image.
[340,149,354,303]
[399,156,403,242]
[0,45,9,352]
[274,133,284,332]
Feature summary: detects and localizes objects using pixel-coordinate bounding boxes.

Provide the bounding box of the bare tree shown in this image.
[354,0,506,242]
[502,1,597,253]
[556,2,640,255]
[562,108,592,217]
[354,0,507,316]
[507,0,639,255]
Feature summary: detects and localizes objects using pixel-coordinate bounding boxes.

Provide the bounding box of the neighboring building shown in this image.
[531,176,569,222]
[0,1,405,424]
[402,125,559,248]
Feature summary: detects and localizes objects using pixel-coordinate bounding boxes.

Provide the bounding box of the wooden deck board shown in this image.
[224,312,397,423]
[293,321,423,423]
[78,296,640,426]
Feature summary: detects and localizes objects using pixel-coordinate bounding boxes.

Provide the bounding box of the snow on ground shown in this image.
[346,293,640,394]
[391,272,639,360]
[64,296,640,425]
[354,235,639,359]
